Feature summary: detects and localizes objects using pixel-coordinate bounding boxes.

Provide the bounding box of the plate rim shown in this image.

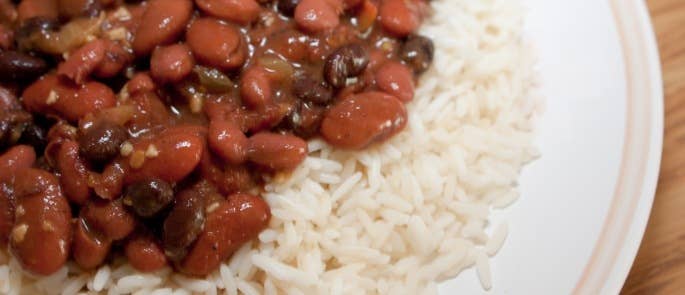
[572,0,664,294]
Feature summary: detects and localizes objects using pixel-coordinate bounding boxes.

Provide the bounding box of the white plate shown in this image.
[439,0,663,294]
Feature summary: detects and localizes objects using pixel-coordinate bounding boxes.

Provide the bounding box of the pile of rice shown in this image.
[0,0,542,294]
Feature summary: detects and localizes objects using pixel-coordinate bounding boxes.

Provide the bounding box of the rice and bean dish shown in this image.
[0,0,540,294]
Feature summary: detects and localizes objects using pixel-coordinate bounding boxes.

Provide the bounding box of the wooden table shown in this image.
[621,1,685,294]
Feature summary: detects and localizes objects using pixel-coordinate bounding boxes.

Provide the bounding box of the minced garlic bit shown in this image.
[46,90,59,105]
[42,221,55,232]
[106,27,128,41]
[206,202,220,214]
[15,206,24,217]
[129,150,146,169]
[189,95,204,114]
[112,7,132,21]
[145,144,159,158]
[120,142,134,156]
[12,224,28,243]
[118,85,130,102]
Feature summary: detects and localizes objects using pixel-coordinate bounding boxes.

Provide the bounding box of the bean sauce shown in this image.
[0,0,433,277]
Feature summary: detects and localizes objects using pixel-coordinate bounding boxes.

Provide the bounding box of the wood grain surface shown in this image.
[621,1,685,294]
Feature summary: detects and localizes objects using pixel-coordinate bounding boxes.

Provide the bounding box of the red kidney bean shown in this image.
[186,18,247,71]
[321,91,407,149]
[375,61,415,103]
[125,231,168,272]
[132,0,193,56]
[11,168,72,276]
[180,193,270,276]
[126,72,156,96]
[195,0,261,25]
[379,0,420,37]
[0,145,36,184]
[208,120,248,165]
[122,126,205,184]
[22,74,116,122]
[240,66,272,109]
[295,0,341,33]
[150,44,195,84]
[56,140,91,205]
[17,0,59,23]
[57,39,106,85]
[57,0,101,19]
[0,86,20,111]
[0,25,11,50]
[0,183,14,248]
[94,40,133,78]
[247,132,307,171]
[81,198,136,241]
[72,218,111,270]
[89,161,124,200]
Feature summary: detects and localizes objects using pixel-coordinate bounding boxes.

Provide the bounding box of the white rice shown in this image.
[0,0,541,293]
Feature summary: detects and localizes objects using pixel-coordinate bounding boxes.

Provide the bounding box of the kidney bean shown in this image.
[0,183,14,248]
[123,179,174,218]
[78,120,128,165]
[186,18,247,71]
[281,101,325,138]
[0,25,13,50]
[128,92,171,133]
[125,231,167,272]
[81,198,136,241]
[379,0,420,37]
[89,161,124,200]
[375,61,415,103]
[400,35,434,73]
[132,0,193,56]
[162,187,206,261]
[11,168,72,276]
[122,126,205,184]
[72,218,111,270]
[295,0,341,33]
[22,74,116,122]
[0,51,49,82]
[126,72,156,96]
[94,40,133,78]
[199,150,254,195]
[56,140,91,205]
[180,193,270,276]
[208,120,248,165]
[0,145,36,184]
[292,74,333,104]
[58,0,101,19]
[321,91,407,149]
[150,44,195,84]
[240,66,272,109]
[17,0,59,23]
[247,132,307,171]
[195,0,261,25]
[57,39,106,85]
[324,44,369,88]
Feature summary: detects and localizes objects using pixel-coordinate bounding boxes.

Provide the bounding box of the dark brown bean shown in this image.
[81,198,136,241]
[56,140,91,205]
[125,231,168,272]
[78,120,128,165]
[0,145,36,184]
[186,18,247,71]
[72,218,111,270]
[324,44,369,88]
[11,168,72,276]
[292,74,333,104]
[132,0,193,56]
[400,35,434,73]
[17,121,48,155]
[199,151,254,195]
[277,0,300,17]
[321,91,407,149]
[281,101,325,138]
[247,132,307,171]
[150,44,195,84]
[208,120,248,165]
[195,0,261,25]
[162,187,206,261]
[180,193,270,276]
[123,179,174,218]
[0,51,49,82]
